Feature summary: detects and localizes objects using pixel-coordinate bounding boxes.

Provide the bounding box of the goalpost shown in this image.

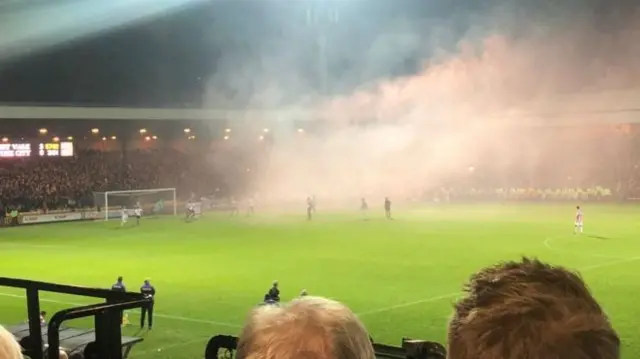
[93,188,178,221]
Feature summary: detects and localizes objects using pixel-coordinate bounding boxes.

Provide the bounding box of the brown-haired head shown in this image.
[237,296,375,359]
[447,257,619,359]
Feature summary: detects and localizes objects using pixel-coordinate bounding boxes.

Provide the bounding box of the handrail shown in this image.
[47,300,150,359]
[0,277,147,359]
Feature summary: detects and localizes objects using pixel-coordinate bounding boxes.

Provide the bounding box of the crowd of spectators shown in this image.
[0,149,222,212]
[0,257,620,359]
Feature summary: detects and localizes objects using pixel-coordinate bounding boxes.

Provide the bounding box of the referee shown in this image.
[140,279,156,330]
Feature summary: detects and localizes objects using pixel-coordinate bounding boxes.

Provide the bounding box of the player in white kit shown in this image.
[134,206,142,225]
[574,205,583,234]
[121,207,128,227]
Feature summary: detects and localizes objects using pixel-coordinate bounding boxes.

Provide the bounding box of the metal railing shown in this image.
[0,277,151,359]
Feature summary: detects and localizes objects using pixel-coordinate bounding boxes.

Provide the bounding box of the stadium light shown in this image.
[1,137,8,143]
[184,128,191,133]
[225,128,231,133]
[258,135,264,141]
[188,135,196,140]
[91,128,99,134]
[101,137,107,141]
[263,128,270,133]
[140,128,147,134]
[111,136,117,140]
[223,135,229,140]
[297,128,305,133]
[152,135,158,140]
[67,136,73,141]
[144,136,151,141]
[39,128,48,135]
[52,136,60,142]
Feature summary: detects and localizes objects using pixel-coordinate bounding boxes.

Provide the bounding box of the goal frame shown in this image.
[102,188,177,221]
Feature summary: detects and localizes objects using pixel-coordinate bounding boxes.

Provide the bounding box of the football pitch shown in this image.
[1,204,640,359]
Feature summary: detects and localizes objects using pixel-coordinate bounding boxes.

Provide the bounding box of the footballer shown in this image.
[361,198,368,217]
[185,201,196,221]
[120,206,128,226]
[574,205,584,234]
[134,205,142,225]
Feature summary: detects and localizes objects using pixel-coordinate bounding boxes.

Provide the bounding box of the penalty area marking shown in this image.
[543,236,624,259]
[1,254,640,328]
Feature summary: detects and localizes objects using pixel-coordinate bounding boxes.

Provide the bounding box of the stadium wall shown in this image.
[0,201,209,227]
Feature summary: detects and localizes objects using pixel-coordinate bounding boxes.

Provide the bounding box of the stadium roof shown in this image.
[0,89,639,124]
[0,105,310,121]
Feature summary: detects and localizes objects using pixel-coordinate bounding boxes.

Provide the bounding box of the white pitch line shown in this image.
[357,292,459,317]
[542,236,622,259]
[2,253,640,327]
[356,253,640,317]
[0,292,241,329]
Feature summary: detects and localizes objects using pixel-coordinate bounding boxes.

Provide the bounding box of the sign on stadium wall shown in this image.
[21,212,83,224]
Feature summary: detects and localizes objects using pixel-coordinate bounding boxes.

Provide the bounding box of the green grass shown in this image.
[1,204,640,359]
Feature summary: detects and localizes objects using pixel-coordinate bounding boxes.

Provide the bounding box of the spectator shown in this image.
[447,257,620,359]
[237,296,375,359]
[266,281,280,302]
[0,148,231,212]
[0,324,23,359]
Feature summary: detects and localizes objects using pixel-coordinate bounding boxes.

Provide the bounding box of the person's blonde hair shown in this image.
[237,296,375,359]
[0,324,23,359]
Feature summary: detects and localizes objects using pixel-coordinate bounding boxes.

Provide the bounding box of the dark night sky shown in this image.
[0,0,632,109]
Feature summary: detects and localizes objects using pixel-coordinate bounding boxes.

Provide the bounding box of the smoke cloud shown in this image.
[204,3,640,206]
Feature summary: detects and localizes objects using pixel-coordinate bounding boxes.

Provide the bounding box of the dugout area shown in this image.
[2,277,446,359]
[0,278,149,359]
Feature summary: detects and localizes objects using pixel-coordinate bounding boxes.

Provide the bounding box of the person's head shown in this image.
[272,281,278,288]
[144,279,150,286]
[300,289,308,297]
[237,296,374,359]
[0,324,23,359]
[40,311,46,318]
[577,205,581,210]
[117,276,123,283]
[447,257,619,359]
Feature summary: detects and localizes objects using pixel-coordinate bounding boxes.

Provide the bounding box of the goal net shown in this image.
[93,188,177,221]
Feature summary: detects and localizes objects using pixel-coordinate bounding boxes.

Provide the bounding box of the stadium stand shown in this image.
[0,149,221,214]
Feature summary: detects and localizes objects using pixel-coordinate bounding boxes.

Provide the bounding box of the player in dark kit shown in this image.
[140,279,156,330]
[384,197,392,219]
[307,197,314,220]
[361,198,368,218]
